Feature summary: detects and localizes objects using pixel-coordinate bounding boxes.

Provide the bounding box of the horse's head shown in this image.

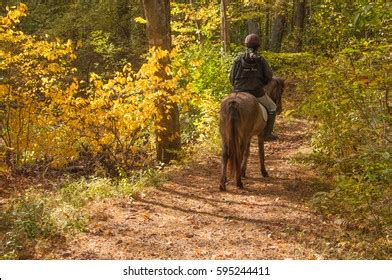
[264,77,284,115]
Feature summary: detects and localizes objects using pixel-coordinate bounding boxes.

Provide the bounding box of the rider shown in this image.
[229,33,278,141]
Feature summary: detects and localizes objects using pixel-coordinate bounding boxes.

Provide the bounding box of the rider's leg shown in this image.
[257,95,278,141]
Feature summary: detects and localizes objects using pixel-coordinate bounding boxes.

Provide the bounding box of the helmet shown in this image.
[245,33,260,49]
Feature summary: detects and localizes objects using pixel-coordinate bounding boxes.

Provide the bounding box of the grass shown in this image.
[0,169,167,259]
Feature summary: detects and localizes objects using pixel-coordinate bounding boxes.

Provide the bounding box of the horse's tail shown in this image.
[226,100,242,177]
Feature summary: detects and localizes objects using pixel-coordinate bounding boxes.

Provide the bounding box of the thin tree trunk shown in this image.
[189,0,202,43]
[270,0,287,53]
[142,0,181,163]
[220,0,230,53]
[293,0,306,52]
[116,0,132,41]
[0,1,9,12]
[247,18,260,35]
[262,0,272,50]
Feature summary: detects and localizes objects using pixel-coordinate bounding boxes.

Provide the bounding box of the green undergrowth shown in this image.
[0,170,166,259]
[284,43,391,259]
[293,148,391,259]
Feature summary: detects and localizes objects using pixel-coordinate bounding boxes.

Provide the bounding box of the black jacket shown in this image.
[229,52,273,97]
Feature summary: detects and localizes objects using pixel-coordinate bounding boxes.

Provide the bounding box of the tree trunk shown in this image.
[189,0,202,43]
[262,0,272,50]
[247,18,260,35]
[269,0,287,53]
[220,0,230,53]
[142,0,181,164]
[0,1,9,13]
[116,0,132,41]
[293,0,306,52]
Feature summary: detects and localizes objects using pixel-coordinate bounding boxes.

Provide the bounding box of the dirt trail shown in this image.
[47,118,343,259]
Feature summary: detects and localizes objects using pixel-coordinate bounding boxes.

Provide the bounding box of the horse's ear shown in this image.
[277,77,285,91]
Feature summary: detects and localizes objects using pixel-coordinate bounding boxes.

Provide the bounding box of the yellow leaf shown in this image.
[134,17,147,24]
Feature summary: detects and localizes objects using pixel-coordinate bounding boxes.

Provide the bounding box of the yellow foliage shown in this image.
[171,2,220,43]
[0,5,193,172]
[0,4,78,168]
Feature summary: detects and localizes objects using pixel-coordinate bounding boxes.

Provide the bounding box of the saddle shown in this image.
[259,103,268,122]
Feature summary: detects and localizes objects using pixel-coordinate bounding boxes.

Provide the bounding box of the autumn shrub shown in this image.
[300,43,391,234]
[171,1,220,42]
[173,43,232,153]
[170,1,230,153]
[0,4,79,171]
[1,5,192,175]
[64,47,191,175]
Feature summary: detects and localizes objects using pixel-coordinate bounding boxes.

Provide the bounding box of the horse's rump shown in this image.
[220,92,262,138]
[220,92,262,176]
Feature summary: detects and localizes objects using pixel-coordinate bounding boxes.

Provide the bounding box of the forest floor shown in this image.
[36,116,356,260]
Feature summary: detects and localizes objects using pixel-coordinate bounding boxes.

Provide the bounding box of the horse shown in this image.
[219,77,284,191]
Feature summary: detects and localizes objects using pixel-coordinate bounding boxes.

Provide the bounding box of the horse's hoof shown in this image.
[261,170,269,177]
[237,182,244,189]
[220,185,226,192]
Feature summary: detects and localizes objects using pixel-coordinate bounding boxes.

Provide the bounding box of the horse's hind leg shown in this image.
[258,134,269,177]
[241,141,250,178]
[236,144,244,189]
[236,166,244,189]
[220,144,228,191]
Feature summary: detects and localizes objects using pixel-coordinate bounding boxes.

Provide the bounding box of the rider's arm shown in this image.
[229,60,240,86]
[259,57,273,85]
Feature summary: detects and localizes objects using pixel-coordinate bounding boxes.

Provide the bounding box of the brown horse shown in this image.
[219,77,284,191]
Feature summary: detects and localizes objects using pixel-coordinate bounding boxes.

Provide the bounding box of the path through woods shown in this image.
[42,117,350,260]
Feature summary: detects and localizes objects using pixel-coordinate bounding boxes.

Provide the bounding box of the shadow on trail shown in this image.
[136,196,301,230]
[135,191,331,244]
[168,159,325,207]
[155,186,311,214]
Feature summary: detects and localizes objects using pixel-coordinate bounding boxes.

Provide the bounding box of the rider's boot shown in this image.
[264,111,278,141]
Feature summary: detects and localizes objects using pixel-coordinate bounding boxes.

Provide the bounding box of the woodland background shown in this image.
[0,0,391,259]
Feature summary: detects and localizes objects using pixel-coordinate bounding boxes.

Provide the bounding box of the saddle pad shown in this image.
[259,104,268,122]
